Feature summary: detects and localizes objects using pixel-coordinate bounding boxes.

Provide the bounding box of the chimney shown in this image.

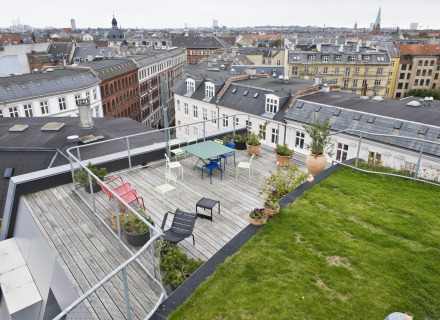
[339,44,344,52]
[77,98,94,128]
[356,44,360,52]
[87,54,93,61]
[317,43,321,51]
[314,74,323,86]
[246,67,257,78]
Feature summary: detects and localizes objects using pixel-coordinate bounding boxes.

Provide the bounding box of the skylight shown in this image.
[254,93,259,98]
[232,88,237,94]
[243,91,248,96]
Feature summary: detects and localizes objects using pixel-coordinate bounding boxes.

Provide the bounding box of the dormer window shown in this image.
[205,83,214,98]
[265,96,279,113]
[187,79,195,93]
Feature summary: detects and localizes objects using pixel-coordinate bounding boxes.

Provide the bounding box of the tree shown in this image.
[269,40,282,47]
[257,42,266,47]
[403,32,410,38]
[406,89,440,101]
[418,32,429,38]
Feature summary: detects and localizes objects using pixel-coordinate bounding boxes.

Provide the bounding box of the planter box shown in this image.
[85,184,101,194]
[124,224,152,246]
[234,140,247,150]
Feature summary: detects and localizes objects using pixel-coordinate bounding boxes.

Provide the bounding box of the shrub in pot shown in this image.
[263,200,280,216]
[123,209,154,247]
[303,118,334,176]
[74,162,107,193]
[110,203,127,232]
[246,121,268,156]
[248,208,267,226]
[275,144,294,167]
[233,133,248,150]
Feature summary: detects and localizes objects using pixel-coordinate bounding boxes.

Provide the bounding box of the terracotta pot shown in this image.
[306,153,327,176]
[276,154,292,167]
[246,143,261,156]
[248,214,267,226]
[264,204,280,216]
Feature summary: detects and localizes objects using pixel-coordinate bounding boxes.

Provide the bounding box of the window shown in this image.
[373,90,379,96]
[345,68,350,76]
[205,84,214,98]
[414,79,419,86]
[184,102,188,115]
[424,60,428,66]
[23,104,33,117]
[363,55,370,61]
[75,94,81,106]
[193,105,198,118]
[58,97,66,110]
[277,60,281,66]
[177,120,181,131]
[335,55,341,62]
[368,151,381,166]
[259,124,266,140]
[333,78,338,84]
[185,126,190,136]
[193,126,198,135]
[304,66,309,73]
[291,67,298,76]
[85,91,90,101]
[336,143,348,161]
[364,67,369,74]
[191,59,195,64]
[374,80,381,86]
[349,56,356,62]
[354,67,360,74]
[210,110,217,124]
[40,101,49,114]
[426,79,430,86]
[422,70,426,76]
[202,108,207,120]
[389,70,393,76]
[308,55,315,62]
[93,89,97,100]
[9,106,18,117]
[416,70,421,76]
[190,50,195,55]
[187,79,195,93]
[265,97,278,113]
[401,64,407,70]
[418,60,423,66]
[387,79,392,85]
[344,79,349,88]
[430,60,435,66]
[399,73,405,79]
[222,114,229,127]
[314,66,319,74]
[376,68,383,75]
[323,55,329,62]
[0,109,3,117]
[176,100,180,111]
[397,83,403,89]
[391,61,395,66]
[323,67,328,74]
[245,120,252,130]
[271,128,278,144]
[362,79,368,88]
[235,117,239,126]
[353,79,358,87]
[334,67,339,74]
[295,131,305,149]
[420,79,424,86]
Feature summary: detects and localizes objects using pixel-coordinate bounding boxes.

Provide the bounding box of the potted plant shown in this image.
[248,208,268,226]
[246,121,268,156]
[259,164,308,202]
[275,144,294,167]
[110,203,127,232]
[263,199,280,216]
[303,118,334,176]
[233,133,248,150]
[74,162,107,193]
[123,209,154,247]
[160,246,204,290]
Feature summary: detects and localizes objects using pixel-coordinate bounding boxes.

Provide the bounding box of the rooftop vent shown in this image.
[9,125,29,132]
[254,93,259,98]
[333,109,341,116]
[80,135,105,144]
[243,90,249,96]
[4,168,14,179]
[41,122,65,131]
[407,101,421,107]
[372,96,383,101]
[232,88,237,94]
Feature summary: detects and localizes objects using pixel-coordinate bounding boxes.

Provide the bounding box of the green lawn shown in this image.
[169,167,440,319]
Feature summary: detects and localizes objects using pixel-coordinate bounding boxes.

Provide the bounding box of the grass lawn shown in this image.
[168,167,440,319]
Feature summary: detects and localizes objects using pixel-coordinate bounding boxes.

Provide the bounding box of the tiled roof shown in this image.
[398,44,440,56]
[241,35,282,40]
[79,58,138,81]
[170,36,229,49]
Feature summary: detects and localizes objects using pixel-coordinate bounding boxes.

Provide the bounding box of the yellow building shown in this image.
[241,48,285,66]
[285,43,399,98]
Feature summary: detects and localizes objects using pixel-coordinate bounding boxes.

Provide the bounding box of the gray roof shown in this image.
[171,36,229,49]
[0,69,101,104]
[72,46,129,61]
[79,58,138,81]
[48,42,73,58]
[285,91,440,156]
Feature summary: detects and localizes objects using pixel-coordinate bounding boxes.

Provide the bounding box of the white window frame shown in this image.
[93,88,97,100]
[353,79,358,88]
[271,128,278,144]
[334,67,339,74]
[176,99,180,112]
[265,96,279,113]
[377,68,383,75]
[349,56,357,62]
[374,80,381,86]
[184,102,189,115]
[291,67,298,76]
[345,68,350,76]
[210,110,217,124]
[187,79,195,93]
[58,97,67,111]
[336,143,349,161]
[323,67,328,74]
[23,104,33,117]
[75,94,81,106]
[9,106,19,117]
[322,55,329,62]
[193,105,198,118]
[185,126,190,136]
[193,126,198,135]
[202,107,207,120]
[245,120,252,130]
[295,131,305,149]
[344,79,349,88]
[85,91,90,101]
[222,114,229,128]
[205,83,214,98]
[335,55,341,62]
[259,124,266,140]
[40,100,49,114]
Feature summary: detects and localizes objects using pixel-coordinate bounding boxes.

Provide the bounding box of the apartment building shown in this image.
[0,68,102,118]
[171,36,228,65]
[285,42,399,98]
[393,44,440,98]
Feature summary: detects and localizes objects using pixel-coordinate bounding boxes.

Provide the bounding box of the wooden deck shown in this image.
[22,147,307,319]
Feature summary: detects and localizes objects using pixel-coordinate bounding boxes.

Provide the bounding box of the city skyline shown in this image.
[2,0,440,30]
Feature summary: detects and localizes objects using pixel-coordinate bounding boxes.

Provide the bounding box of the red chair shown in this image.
[98,176,133,200]
[119,189,145,211]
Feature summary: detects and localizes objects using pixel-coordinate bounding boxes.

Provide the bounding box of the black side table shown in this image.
[196,198,220,221]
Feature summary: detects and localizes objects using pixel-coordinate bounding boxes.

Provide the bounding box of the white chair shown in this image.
[236,154,255,182]
[165,153,183,180]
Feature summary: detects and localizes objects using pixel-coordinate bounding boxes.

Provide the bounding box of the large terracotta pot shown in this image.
[247,143,261,156]
[248,214,267,226]
[306,153,327,176]
[263,204,280,217]
[276,154,292,167]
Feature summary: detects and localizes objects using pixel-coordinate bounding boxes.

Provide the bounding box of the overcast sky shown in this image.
[3,0,440,30]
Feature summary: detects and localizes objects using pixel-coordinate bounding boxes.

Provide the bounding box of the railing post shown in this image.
[114,197,121,240]
[150,228,156,279]
[414,140,425,179]
[122,267,132,320]
[233,115,236,138]
[355,131,363,168]
[276,123,280,144]
[247,115,251,131]
[69,154,77,192]
[77,147,82,167]
[126,137,132,170]
[88,172,96,214]
[203,121,206,141]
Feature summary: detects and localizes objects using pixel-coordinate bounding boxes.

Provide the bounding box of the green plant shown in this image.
[275,144,294,156]
[303,118,334,158]
[74,162,107,187]
[249,208,266,220]
[160,247,204,287]
[123,209,153,234]
[259,164,308,202]
[263,200,279,210]
[247,121,269,146]
[234,133,248,142]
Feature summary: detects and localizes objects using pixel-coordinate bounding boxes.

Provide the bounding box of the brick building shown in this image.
[27,42,75,72]
[171,36,228,65]
[79,58,141,121]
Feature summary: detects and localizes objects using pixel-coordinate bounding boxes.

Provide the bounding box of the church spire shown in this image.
[372,7,381,35]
